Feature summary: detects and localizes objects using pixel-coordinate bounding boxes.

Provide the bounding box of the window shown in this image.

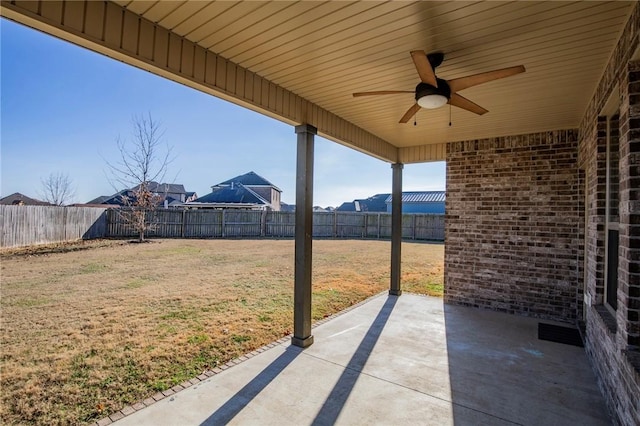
[605,112,620,312]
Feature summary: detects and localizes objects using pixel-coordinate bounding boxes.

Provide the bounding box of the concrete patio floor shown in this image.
[114,293,610,426]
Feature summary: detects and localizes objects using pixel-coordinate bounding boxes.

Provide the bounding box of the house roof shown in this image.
[165,196,185,207]
[99,190,132,205]
[86,195,110,204]
[280,202,295,213]
[385,191,446,204]
[133,182,186,194]
[216,171,282,192]
[91,182,190,206]
[336,193,390,212]
[0,192,51,206]
[194,183,269,205]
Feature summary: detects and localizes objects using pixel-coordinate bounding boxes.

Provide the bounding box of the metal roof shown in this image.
[385,191,446,204]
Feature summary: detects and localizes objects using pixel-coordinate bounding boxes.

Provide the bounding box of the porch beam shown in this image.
[390,163,403,296]
[398,143,447,163]
[292,124,316,348]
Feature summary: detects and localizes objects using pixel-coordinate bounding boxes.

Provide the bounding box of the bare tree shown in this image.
[106,113,173,242]
[40,172,75,206]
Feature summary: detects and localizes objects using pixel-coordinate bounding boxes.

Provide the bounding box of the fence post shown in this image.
[106,209,111,237]
[221,209,226,238]
[377,213,381,239]
[363,213,368,238]
[181,209,186,238]
[261,210,267,237]
[62,207,68,241]
[412,214,417,240]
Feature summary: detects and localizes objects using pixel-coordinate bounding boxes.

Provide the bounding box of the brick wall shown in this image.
[442,4,639,425]
[575,3,639,424]
[582,60,640,426]
[618,62,640,350]
[445,130,581,322]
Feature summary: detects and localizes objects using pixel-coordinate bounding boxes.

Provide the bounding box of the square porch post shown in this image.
[390,162,403,295]
[292,124,316,348]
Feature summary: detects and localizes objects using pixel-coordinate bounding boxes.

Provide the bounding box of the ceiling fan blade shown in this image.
[448,65,525,93]
[410,50,438,87]
[448,93,488,115]
[353,90,414,97]
[399,103,421,123]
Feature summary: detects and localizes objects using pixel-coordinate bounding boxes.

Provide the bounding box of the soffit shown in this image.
[114,1,633,148]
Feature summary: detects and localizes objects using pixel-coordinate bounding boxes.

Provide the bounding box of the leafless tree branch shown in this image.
[40,172,75,206]
[105,113,175,242]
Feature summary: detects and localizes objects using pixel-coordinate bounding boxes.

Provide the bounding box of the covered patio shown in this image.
[111,293,608,425]
[2,1,639,424]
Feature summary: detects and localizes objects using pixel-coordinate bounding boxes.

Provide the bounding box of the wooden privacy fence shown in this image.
[1,207,444,248]
[0,205,107,248]
[106,209,445,241]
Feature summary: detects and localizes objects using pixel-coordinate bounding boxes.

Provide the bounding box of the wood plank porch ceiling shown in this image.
[3,1,635,163]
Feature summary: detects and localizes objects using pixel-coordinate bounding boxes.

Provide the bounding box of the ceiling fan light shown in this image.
[417,94,448,109]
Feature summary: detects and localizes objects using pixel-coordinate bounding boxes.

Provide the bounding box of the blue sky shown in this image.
[0,19,445,208]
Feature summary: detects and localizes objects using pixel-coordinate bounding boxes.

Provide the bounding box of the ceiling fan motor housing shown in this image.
[415,78,451,102]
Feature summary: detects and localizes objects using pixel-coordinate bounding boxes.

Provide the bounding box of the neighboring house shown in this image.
[88,182,195,208]
[216,171,282,211]
[143,182,192,204]
[280,202,295,212]
[0,192,51,206]
[188,182,270,210]
[188,171,282,211]
[86,195,110,205]
[336,192,445,213]
[336,193,389,212]
[385,191,445,214]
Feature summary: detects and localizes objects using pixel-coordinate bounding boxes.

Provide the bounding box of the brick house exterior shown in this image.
[446,130,582,321]
[444,5,639,425]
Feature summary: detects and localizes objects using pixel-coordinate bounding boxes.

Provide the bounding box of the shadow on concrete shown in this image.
[443,304,611,425]
[200,346,302,425]
[311,295,398,426]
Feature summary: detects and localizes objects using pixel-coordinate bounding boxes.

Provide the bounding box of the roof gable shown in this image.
[216,171,281,192]
[194,183,269,205]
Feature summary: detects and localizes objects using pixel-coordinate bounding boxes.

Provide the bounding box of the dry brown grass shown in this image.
[0,238,443,425]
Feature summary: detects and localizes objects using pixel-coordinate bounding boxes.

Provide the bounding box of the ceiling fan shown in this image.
[353,51,525,123]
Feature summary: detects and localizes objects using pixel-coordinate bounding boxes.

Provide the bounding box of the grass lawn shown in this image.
[0,238,443,425]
